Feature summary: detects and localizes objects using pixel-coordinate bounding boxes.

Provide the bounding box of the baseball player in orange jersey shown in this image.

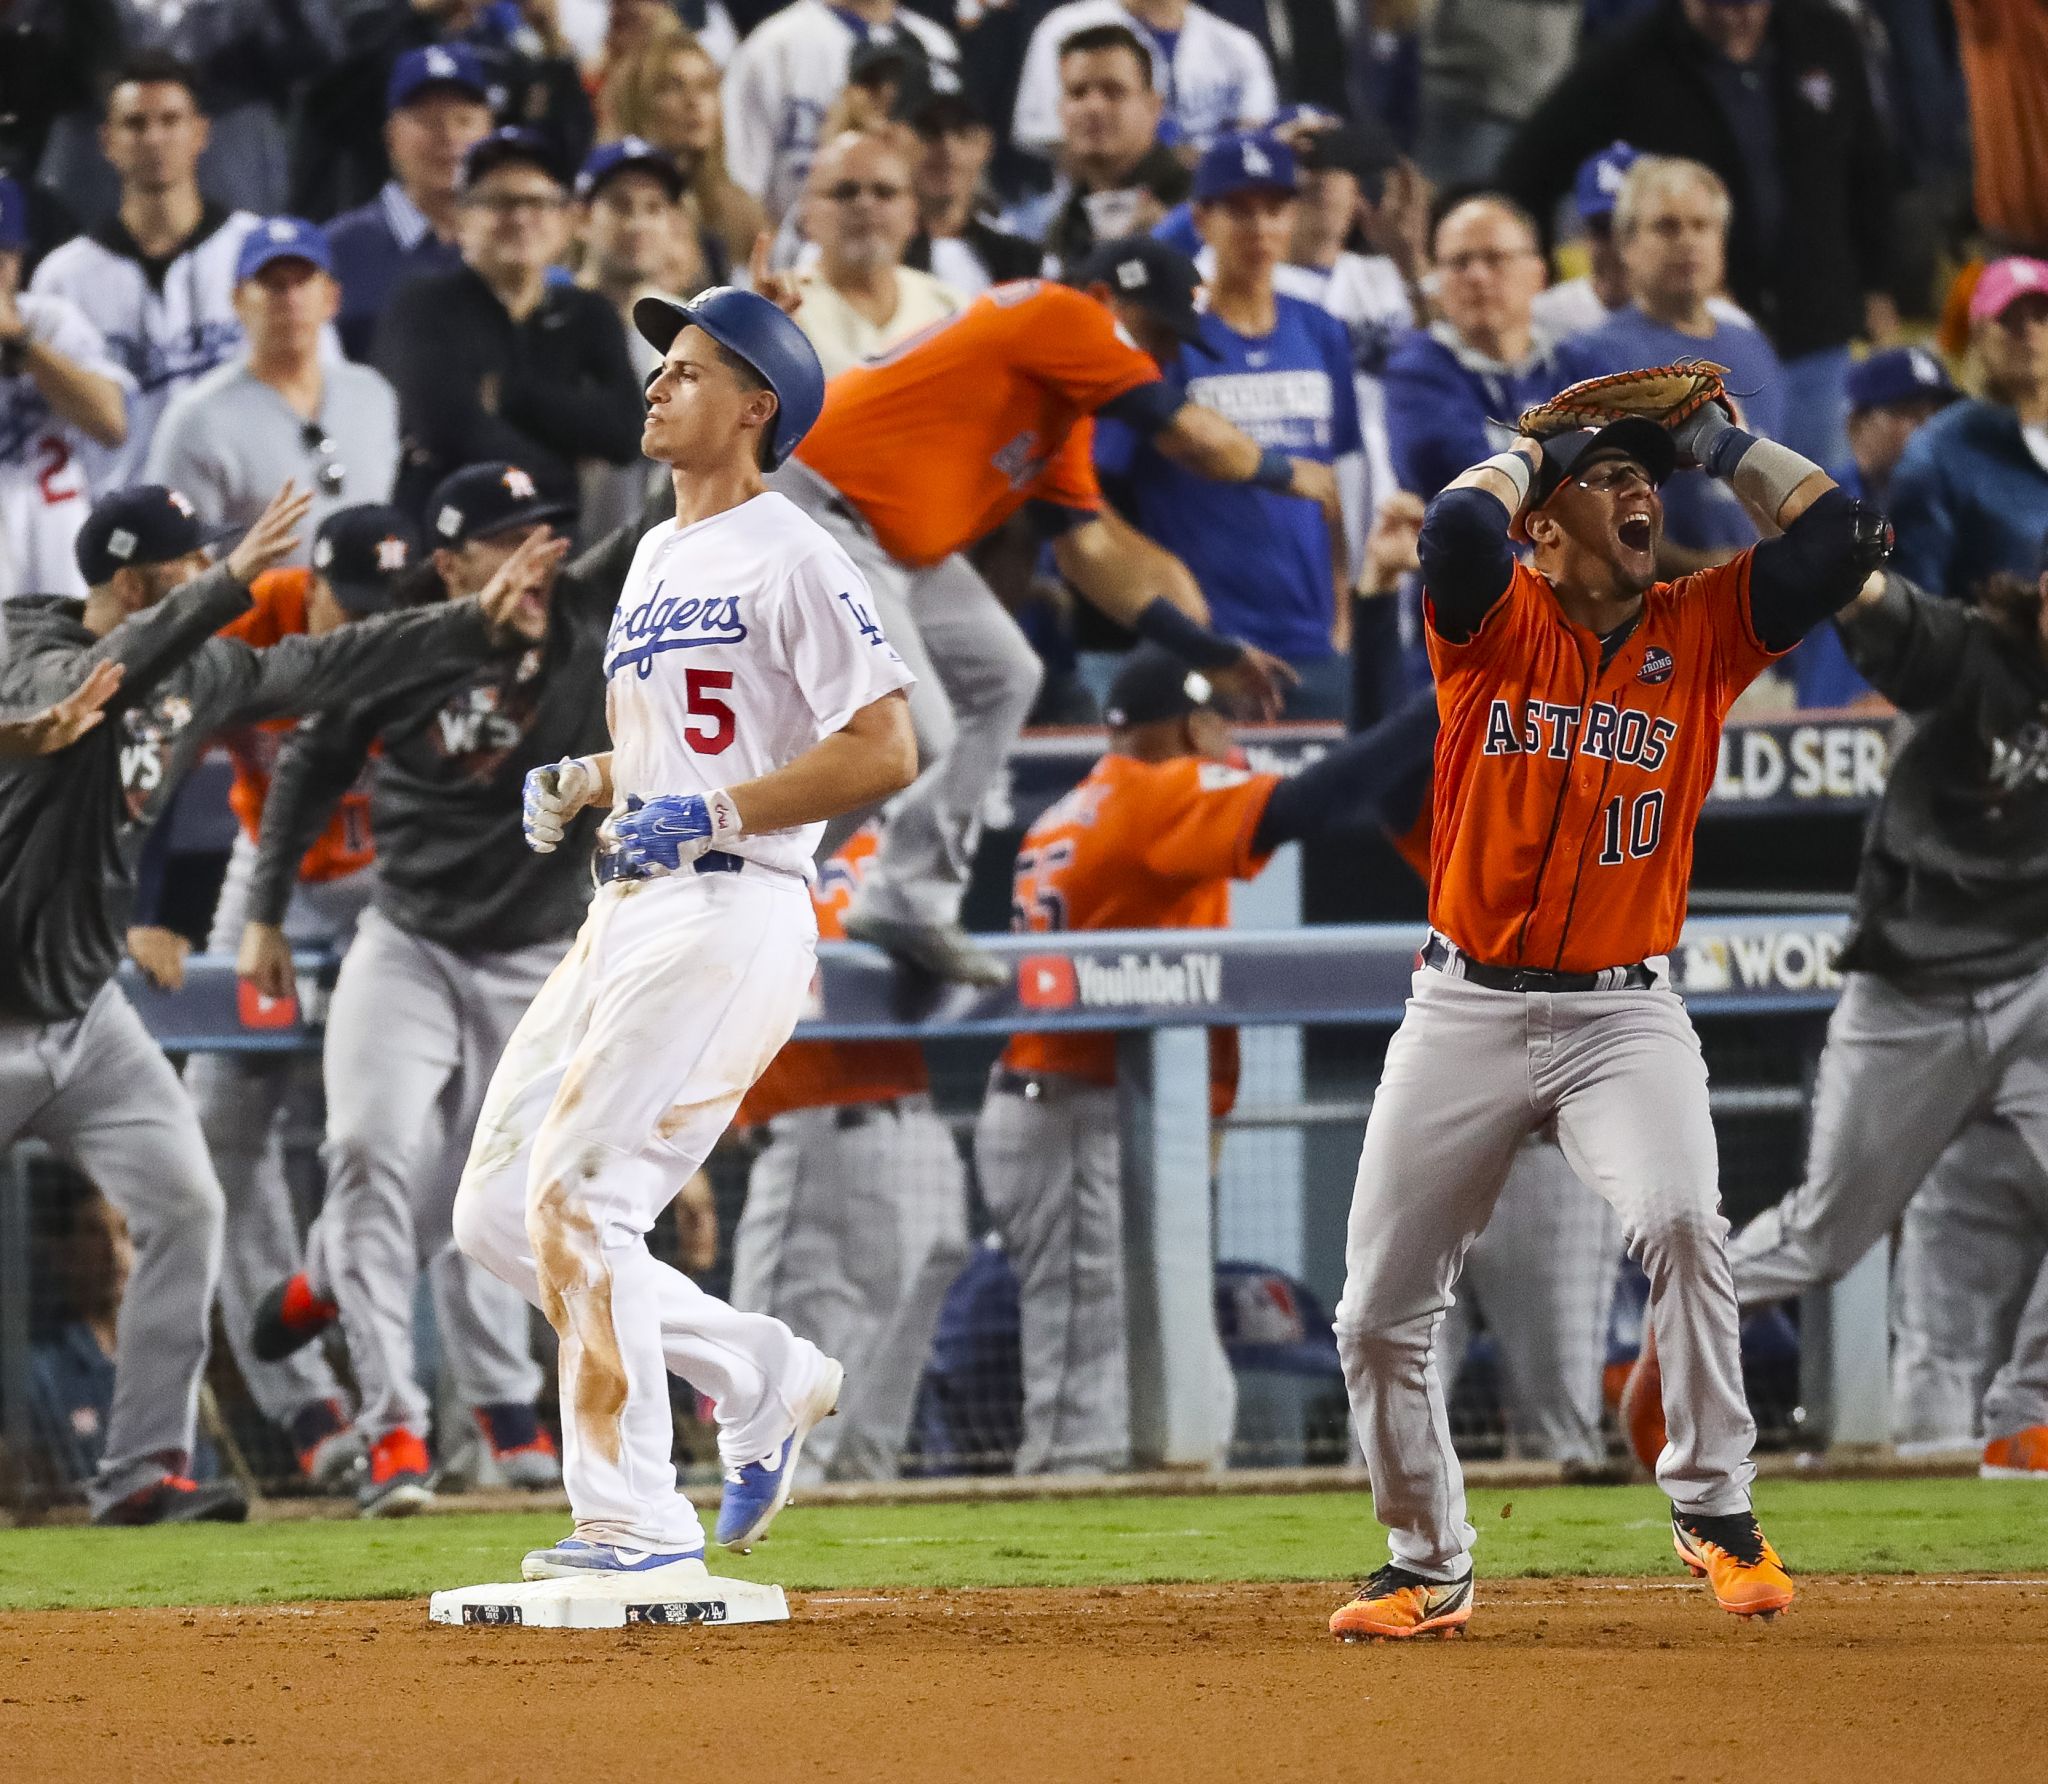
[728,825,968,1481]
[985,648,1441,1471]
[769,237,1341,985]
[1327,391,1890,1639]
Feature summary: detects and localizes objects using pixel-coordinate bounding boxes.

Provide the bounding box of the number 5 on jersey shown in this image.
[683,668,735,755]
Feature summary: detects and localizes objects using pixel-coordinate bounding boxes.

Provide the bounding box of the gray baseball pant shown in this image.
[0,984,224,1513]
[729,1095,969,1478]
[770,461,1043,925]
[1727,962,2048,1309]
[185,831,369,1432]
[1336,965,1756,1582]
[974,1076,1130,1473]
[1890,1115,2048,1447]
[304,908,549,1443]
[1435,1135,1623,1466]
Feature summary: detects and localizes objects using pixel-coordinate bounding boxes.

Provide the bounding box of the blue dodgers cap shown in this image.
[386,42,491,113]
[0,176,25,252]
[235,216,333,283]
[634,286,826,468]
[463,126,563,191]
[1844,345,1959,413]
[1192,132,1298,203]
[1574,141,1640,222]
[74,485,209,585]
[575,136,686,203]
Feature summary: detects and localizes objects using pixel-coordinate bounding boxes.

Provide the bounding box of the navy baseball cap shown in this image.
[1070,237,1206,345]
[312,504,423,615]
[1193,133,1298,204]
[427,462,573,546]
[897,59,981,131]
[463,126,563,191]
[1103,647,1220,730]
[1530,418,1678,511]
[1574,141,1640,223]
[75,486,210,586]
[1845,345,1959,413]
[0,176,25,253]
[575,136,685,203]
[235,216,332,283]
[387,42,491,113]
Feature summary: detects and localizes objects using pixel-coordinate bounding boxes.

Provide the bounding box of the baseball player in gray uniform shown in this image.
[244,462,654,1515]
[1626,553,2048,1485]
[0,477,543,1524]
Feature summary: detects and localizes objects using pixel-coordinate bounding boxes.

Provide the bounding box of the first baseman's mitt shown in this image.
[1516,360,1731,439]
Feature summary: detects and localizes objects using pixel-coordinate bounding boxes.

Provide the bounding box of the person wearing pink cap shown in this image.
[1887,256,2048,597]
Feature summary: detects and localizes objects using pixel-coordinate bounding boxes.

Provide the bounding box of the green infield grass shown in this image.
[0,1480,2042,1613]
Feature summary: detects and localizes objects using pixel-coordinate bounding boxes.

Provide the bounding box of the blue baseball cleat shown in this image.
[715,1357,844,1552]
[521,1538,706,1581]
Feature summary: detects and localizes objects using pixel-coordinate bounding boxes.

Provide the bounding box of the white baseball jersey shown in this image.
[604,490,915,881]
[28,207,259,489]
[1011,0,1276,159]
[0,293,133,600]
[722,0,957,222]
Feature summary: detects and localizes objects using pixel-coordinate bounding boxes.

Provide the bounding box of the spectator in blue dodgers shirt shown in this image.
[1887,259,2048,603]
[1787,345,1958,709]
[1011,0,1277,164]
[719,0,956,226]
[1554,156,1784,574]
[146,220,401,558]
[1094,138,1361,719]
[325,45,497,363]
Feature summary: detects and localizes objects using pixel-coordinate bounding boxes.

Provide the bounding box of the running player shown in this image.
[1327,394,1884,1637]
[451,287,916,1586]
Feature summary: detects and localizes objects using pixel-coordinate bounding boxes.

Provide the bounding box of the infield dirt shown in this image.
[5,1576,2045,1783]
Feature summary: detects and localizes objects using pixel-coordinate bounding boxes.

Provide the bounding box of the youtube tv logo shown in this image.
[1017,955,1077,1010]
[238,980,299,1030]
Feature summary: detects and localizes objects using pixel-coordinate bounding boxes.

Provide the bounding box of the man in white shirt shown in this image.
[0,177,130,601]
[721,0,957,225]
[29,53,261,489]
[147,219,400,556]
[795,132,963,378]
[1012,0,1275,163]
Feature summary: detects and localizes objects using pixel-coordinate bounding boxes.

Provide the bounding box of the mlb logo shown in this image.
[1639,646,1675,685]
[1018,955,1077,1010]
[238,980,300,1030]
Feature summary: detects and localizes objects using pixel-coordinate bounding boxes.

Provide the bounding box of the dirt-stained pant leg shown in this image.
[453,873,824,1550]
[0,986,226,1511]
[1541,982,1756,1518]
[1335,971,1533,1580]
[1890,1118,2048,1448]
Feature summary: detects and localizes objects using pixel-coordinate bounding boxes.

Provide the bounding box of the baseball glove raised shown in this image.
[1516,360,1731,440]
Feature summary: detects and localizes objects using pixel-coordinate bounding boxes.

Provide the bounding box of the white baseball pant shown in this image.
[453,869,835,1552]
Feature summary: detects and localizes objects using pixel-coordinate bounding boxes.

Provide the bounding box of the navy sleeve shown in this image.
[1024,499,1093,541]
[1251,689,1441,854]
[1417,486,1516,643]
[1097,378,1185,436]
[1745,487,1871,652]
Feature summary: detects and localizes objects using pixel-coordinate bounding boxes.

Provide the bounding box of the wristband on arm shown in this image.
[1134,596,1245,670]
[1476,450,1534,510]
[1251,448,1296,492]
[1704,427,1824,518]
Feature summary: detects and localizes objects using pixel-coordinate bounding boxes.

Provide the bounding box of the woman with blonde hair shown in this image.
[600,18,766,278]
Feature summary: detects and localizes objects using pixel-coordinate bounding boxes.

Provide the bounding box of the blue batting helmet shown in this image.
[633,288,826,469]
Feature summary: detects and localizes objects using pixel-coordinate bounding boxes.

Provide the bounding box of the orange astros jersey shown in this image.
[218,568,376,885]
[739,827,930,1126]
[1003,752,1279,1115]
[795,281,1162,569]
[1426,552,1781,972]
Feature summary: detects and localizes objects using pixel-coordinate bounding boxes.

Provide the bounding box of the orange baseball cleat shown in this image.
[360,1428,434,1519]
[1672,1509,1794,1618]
[1619,1322,1667,1474]
[1329,1565,1474,1642]
[1980,1425,2048,1479]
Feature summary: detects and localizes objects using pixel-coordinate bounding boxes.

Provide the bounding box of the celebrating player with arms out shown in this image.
[1327,365,1890,1639]
[450,288,917,1589]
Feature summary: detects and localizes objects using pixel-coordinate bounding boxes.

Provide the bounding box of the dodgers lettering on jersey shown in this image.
[1427,555,1781,972]
[604,491,915,881]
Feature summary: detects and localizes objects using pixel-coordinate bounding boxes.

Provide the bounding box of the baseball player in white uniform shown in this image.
[451,285,918,1584]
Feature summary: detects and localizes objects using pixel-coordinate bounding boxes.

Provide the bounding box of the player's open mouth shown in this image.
[1618,516,1653,552]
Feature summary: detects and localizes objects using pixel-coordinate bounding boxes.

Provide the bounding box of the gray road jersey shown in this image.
[0,571,496,1021]
[1838,571,2048,987]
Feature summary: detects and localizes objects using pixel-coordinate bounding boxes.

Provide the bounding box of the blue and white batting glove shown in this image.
[604,789,743,876]
[522,756,601,854]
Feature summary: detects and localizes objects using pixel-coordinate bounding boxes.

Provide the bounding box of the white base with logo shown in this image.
[429,1560,789,1629]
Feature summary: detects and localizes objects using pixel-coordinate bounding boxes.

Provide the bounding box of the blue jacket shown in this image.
[1887,398,2048,598]
[1382,324,1566,499]
[327,184,464,363]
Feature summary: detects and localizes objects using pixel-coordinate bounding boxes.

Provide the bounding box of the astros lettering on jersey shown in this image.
[1426,553,1779,973]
